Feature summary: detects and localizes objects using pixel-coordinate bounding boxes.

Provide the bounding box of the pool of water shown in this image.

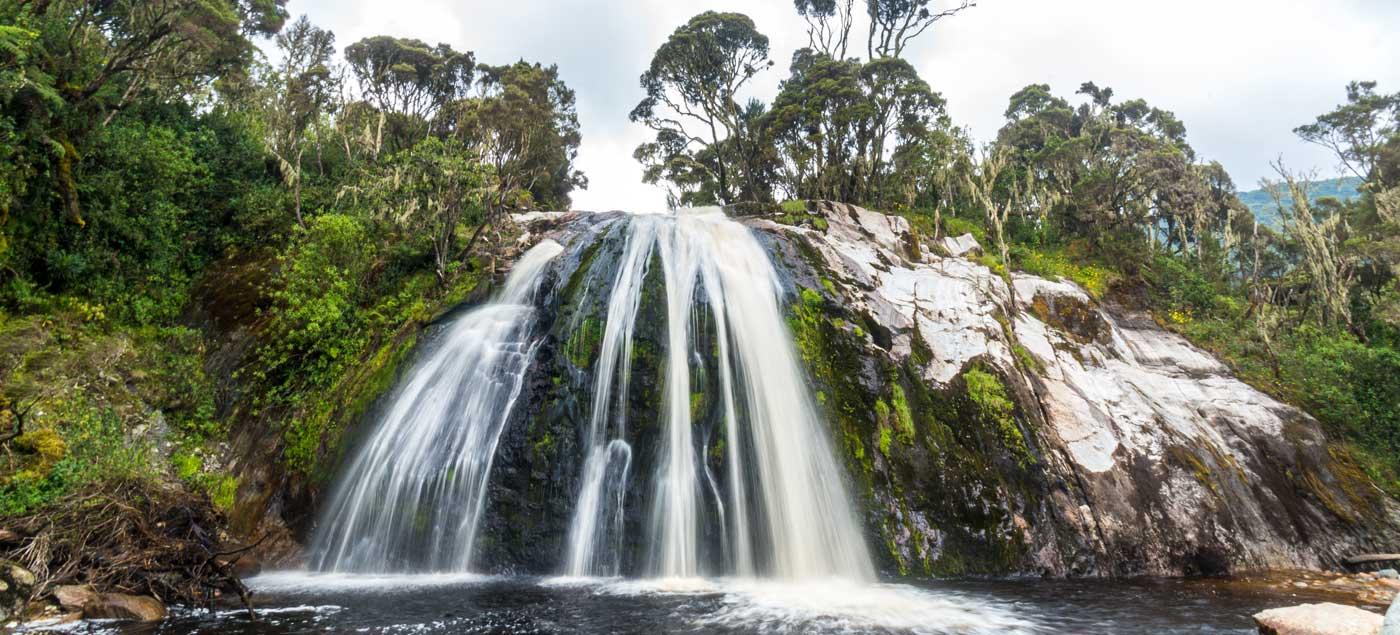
[43,571,1328,634]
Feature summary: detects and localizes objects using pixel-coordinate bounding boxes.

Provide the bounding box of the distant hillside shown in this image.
[1238,176,1363,230]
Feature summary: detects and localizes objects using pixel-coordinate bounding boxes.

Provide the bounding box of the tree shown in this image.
[995,81,1210,252]
[1266,161,1354,329]
[856,56,944,206]
[630,12,773,205]
[344,36,475,146]
[375,137,489,283]
[866,0,974,59]
[0,0,288,227]
[265,15,338,227]
[443,61,586,252]
[795,0,855,60]
[765,50,865,201]
[963,145,1020,308]
[1295,81,1400,186]
[1291,82,1400,336]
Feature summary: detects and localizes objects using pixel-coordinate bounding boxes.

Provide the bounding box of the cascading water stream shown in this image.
[562,221,657,576]
[564,209,874,581]
[307,240,564,573]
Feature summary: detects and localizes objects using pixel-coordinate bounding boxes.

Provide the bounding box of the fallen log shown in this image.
[1346,554,1400,567]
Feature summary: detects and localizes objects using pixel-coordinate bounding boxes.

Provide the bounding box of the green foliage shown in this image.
[0,401,151,517]
[1011,243,1119,299]
[942,215,985,243]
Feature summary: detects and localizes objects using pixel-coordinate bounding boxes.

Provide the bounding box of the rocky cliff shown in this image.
[740,201,1400,577]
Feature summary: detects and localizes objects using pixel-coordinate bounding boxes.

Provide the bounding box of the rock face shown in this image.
[738,201,1400,576]
[1254,603,1383,635]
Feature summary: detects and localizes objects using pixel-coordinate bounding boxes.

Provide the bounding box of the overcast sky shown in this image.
[272,0,1400,212]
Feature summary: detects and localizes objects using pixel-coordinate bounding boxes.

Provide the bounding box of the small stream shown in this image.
[57,572,1325,634]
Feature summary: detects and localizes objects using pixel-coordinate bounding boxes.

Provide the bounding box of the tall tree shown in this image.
[1266,162,1354,329]
[856,56,944,206]
[630,11,773,205]
[344,36,474,147]
[443,61,586,253]
[866,0,974,59]
[765,49,865,201]
[265,15,338,227]
[0,0,288,227]
[794,0,855,60]
[1295,81,1400,187]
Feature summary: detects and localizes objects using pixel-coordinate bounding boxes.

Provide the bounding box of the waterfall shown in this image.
[307,239,564,573]
[563,220,656,576]
[564,210,874,581]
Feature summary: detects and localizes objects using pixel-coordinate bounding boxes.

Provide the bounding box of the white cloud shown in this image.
[276,0,1400,209]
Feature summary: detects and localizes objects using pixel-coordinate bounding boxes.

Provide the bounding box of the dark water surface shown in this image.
[44,572,1323,634]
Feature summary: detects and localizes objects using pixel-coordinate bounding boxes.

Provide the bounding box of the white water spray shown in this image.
[308,240,564,573]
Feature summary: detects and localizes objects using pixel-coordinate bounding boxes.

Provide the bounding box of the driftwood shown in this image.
[1342,553,1400,569]
[1,478,256,618]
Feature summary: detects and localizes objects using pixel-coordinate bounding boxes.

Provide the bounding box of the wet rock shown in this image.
[0,560,36,621]
[82,593,166,622]
[52,585,98,612]
[1255,603,1383,634]
[1383,592,1400,635]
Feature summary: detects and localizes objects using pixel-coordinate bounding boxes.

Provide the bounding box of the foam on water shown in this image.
[578,576,1040,634]
[697,579,1041,635]
[247,570,492,593]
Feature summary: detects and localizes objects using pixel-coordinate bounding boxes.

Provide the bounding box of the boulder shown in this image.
[939,232,981,257]
[51,584,98,612]
[1383,592,1400,635]
[0,560,36,622]
[1254,603,1383,635]
[82,593,166,622]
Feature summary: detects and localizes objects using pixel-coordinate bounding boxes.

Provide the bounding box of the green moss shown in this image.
[1166,445,1218,497]
[173,452,203,481]
[561,236,605,303]
[787,285,877,478]
[964,367,1032,466]
[1011,342,1044,374]
[890,383,915,443]
[14,429,66,465]
[532,431,556,455]
[209,474,238,511]
[566,316,604,369]
[780,199,807,213]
